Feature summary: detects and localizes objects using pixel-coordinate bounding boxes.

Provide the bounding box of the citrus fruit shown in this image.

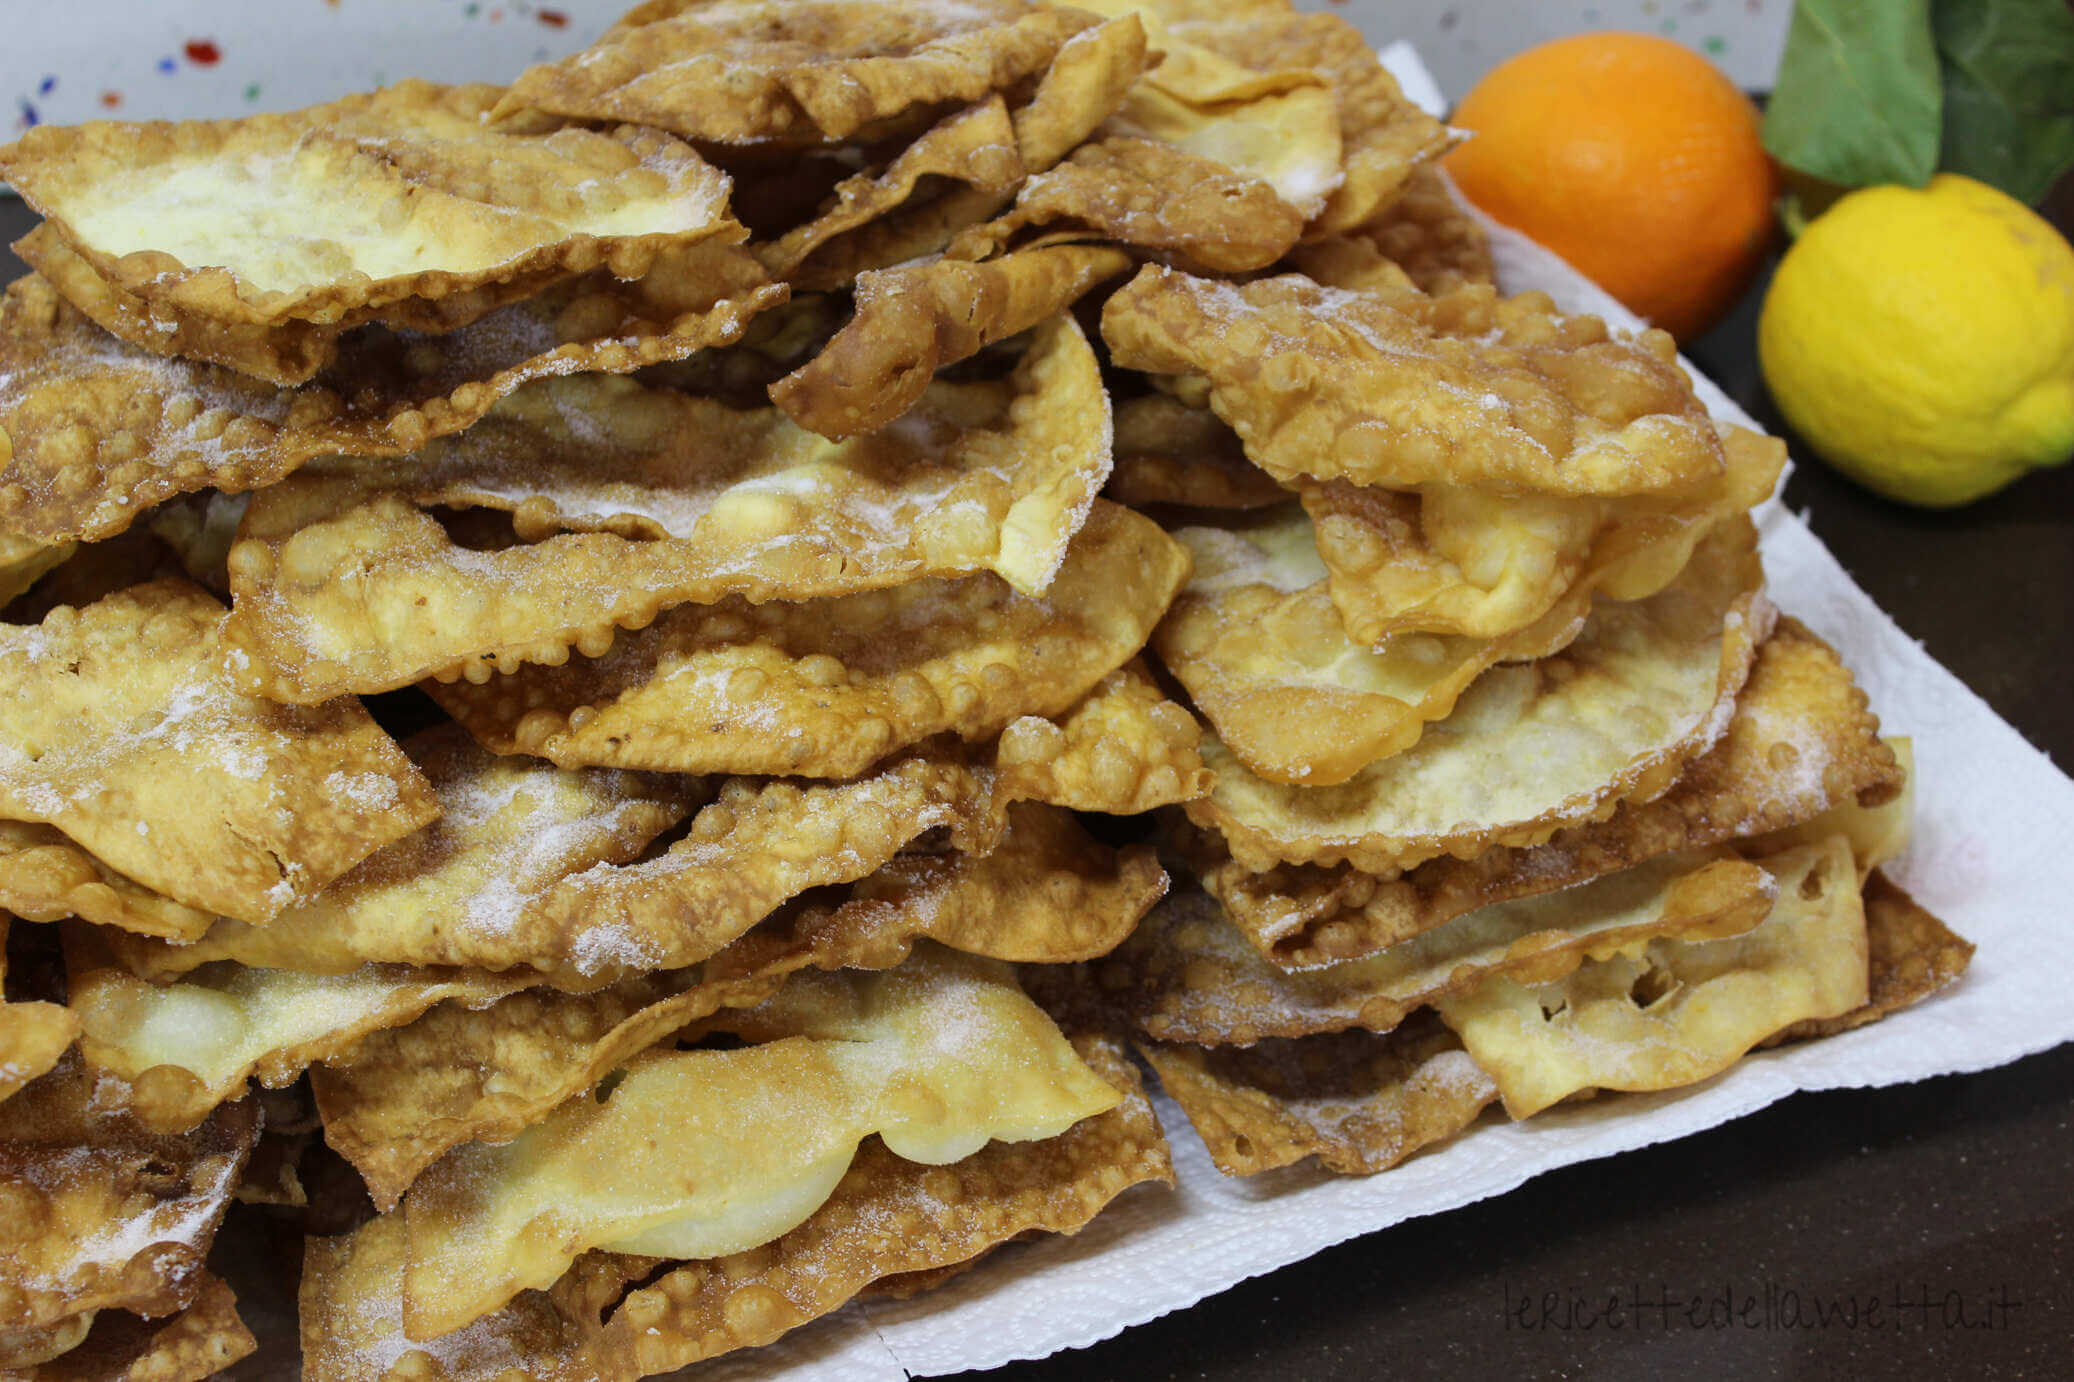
[1444,32,1778,342]
[1759,173,2074,508]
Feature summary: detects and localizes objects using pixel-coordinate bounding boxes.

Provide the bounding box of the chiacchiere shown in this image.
[0,0,1966,1377]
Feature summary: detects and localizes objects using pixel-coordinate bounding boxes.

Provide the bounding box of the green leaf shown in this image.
[1934,0,2074,204]
[1763,0,1943,188]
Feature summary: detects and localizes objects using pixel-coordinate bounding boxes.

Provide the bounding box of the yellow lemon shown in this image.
[1758,173,2074,507]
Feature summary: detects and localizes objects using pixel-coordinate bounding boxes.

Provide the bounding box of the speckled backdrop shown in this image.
[0,0,1790,131]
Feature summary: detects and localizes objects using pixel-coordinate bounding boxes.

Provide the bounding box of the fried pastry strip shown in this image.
[311,801,1165,1207]
[426,500,1187,777]
[392,949,1119,1338]
[994,660,1211,813]
[1108,852,1774,1044]
[1155,504,1591,787]
[0,581,435,926]
[1435,838,1871,1117]
[0,1060,256,1339]
[1198,618,1906,966]
[1189,519,1770,874]
[772,245,1130,439]
[1300,423,1785,644]
[1102,265,1725,499]
[948,136,1307,273]
[224,313,1113,701]
[301,1034,1168,1381]
[8,1273,255,1382]
[0,255,784,544]
[498,0,1097,145]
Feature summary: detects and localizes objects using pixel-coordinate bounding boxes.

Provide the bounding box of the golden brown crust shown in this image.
[0,823,214,941]
[994,660,1212,814]
[498,0,1096,145]
[1165,7,1454,234]
[771,245,1130,439]
[1154,505,1592,788]
[948,136,1306,273]
[0,1060,257,1333]
[16,224,344,387]
[1768,869,1973,1043]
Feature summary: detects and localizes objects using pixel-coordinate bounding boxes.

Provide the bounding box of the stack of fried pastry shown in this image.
[0,1,1971,1377]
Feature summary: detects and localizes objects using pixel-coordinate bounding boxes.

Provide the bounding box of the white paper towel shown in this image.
[666,43,2074,1382]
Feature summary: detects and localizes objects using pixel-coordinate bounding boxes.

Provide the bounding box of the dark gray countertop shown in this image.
[5,194,2068,1381]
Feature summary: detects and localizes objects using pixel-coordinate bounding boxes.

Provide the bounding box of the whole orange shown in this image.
[1444,32,1779,341]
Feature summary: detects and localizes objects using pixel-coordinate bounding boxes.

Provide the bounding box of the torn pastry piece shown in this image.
[947,136,1307,274]
[9,1272,256,1382]
[1159,3,1452,234]
[222,311,1119,701]
[1298,165,1495,295]
[771,244,1130,439]
[1768,868,1972,1042]
[1188,518,1770,874]
[0,81,736,330]
[0,824,213,941]
[1096,24,1342,221]
[311,801,1165,1207]
[426,500,1187,777]
[14,222,347,389]
[775,12,1154,292]
[394,949,1120,1338]
[1155,504,1591,787]
[121,747,1003,988]
[0,1057,257,1342]
[1435,837,1870,1118]
[301,1033,1168,1381]
[1300,423,1786,644]
[224,312,1114,702]
[1108,852,1775,1045]
[1139,1012,1495,1176]
[994,660,1210,813]
[0,581,435,926]
[64,939,536,1134]
[99,727,697,984]
[0,252,785,544]
[756,96,1025,279]
[498,0,1096,145]
[1105,393,1288,511]
[0,529,74,607]
[1101,265,1725,499]
[1,916,77,1104]
[1199,617,1906,967]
